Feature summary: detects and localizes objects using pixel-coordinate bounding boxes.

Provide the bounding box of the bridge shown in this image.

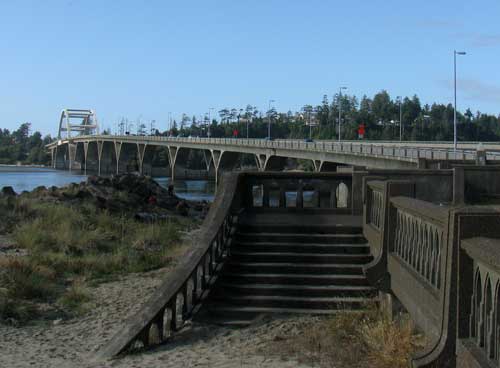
[47,134,500,182]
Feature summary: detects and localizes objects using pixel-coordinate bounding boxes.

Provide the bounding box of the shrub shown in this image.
[0,257,56,300]
[57,280,92,315]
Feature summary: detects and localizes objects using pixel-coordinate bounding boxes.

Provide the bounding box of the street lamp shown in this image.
[338,87,347,141]
[454,50,466,151]
[208,108,214,138]
[397,96,403,141]
[267,99,275,139]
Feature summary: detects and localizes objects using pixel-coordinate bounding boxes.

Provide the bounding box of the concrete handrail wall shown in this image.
[386,197,457,368]
[460,237,500,365]
[98,173,241,359]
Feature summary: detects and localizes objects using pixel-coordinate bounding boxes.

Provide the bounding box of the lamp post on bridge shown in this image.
[208,108,214,138]
[397,96,403,141]
[338,86,347,141]
[267,99,275,139]
[454,50,466,151]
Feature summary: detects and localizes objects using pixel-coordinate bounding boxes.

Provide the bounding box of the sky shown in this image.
[1,0,499,136]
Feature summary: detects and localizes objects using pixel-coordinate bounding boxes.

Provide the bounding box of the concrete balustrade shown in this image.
[362,167,500,367]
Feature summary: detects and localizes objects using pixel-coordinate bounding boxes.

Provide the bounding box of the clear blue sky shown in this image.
[1,0,499,136]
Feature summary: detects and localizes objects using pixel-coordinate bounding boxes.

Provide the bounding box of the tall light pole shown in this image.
[338,87,347,141]
[397,96,403,141]
[454,50,466,151]
[208,107,214,138]
[267,99,275,139]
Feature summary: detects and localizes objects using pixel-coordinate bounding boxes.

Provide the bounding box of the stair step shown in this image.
[238,224,362,235]
[236,233,366,244]
[232,242,369,254]
[230,251,373,264]
[208,297,369,309]
[224,262,365,275]
[221,273,369,286]
[213,283,376,297]
[204,305,370,315]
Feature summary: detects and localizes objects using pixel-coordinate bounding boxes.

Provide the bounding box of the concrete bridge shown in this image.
[48,135,500,181]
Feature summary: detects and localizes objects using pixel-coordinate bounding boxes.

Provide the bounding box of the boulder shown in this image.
[1,186,16,196]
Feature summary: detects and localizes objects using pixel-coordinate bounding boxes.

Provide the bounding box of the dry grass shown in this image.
[260,305,426,368]
[56,279,92,316]
[0,198,192,325]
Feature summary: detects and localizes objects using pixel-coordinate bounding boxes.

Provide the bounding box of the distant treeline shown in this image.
[3,90,500,165]
[0,123,52,165]
[166,90,500,142]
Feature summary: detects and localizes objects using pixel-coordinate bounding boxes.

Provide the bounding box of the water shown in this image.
[0,166,215,202]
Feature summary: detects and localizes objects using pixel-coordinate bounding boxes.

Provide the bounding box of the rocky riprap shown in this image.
[0,174,209,220]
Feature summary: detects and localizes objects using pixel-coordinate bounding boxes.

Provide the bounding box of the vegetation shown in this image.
[0,123,52,165]
[165,91,500,142]
[0,194,191,325]
[262,305,426,368]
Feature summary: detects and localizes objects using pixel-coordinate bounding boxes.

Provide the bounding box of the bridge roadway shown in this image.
[47,135,500,179]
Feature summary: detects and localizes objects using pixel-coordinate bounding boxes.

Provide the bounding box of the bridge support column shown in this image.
[50,147,56,168]
[68,143,77,171]
[168,146,178,181]
[83,142,89,174]
[313,160,322,172]
[54,143,71,170]
[211,150,240,186]
[114,142,122,175]
[97,141,104,176]
[255,154,267,172]
[137,143,147,175]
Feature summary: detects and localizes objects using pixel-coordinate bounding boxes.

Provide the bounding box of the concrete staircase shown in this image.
[196,212,376,327]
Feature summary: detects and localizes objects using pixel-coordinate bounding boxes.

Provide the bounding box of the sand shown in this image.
[0,264,317,368]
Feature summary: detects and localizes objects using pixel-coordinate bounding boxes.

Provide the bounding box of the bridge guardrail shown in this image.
[98,173,241,358]
[361,172,500,367]
[460,236,500,366]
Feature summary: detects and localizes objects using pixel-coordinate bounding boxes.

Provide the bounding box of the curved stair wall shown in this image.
[98,173,241,358]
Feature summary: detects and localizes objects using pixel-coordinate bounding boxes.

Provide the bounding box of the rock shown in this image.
[134,212,169,223]
[176,200,189,216]
[1,186,16,196]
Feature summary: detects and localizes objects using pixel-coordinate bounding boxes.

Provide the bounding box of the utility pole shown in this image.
[454,50,466,151]
[338,87,347,141]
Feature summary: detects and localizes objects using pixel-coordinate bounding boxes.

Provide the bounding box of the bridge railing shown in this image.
[380,195,455,367]
[361,174,500,367]
[98,173,242,358]
[460,236,500,366]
